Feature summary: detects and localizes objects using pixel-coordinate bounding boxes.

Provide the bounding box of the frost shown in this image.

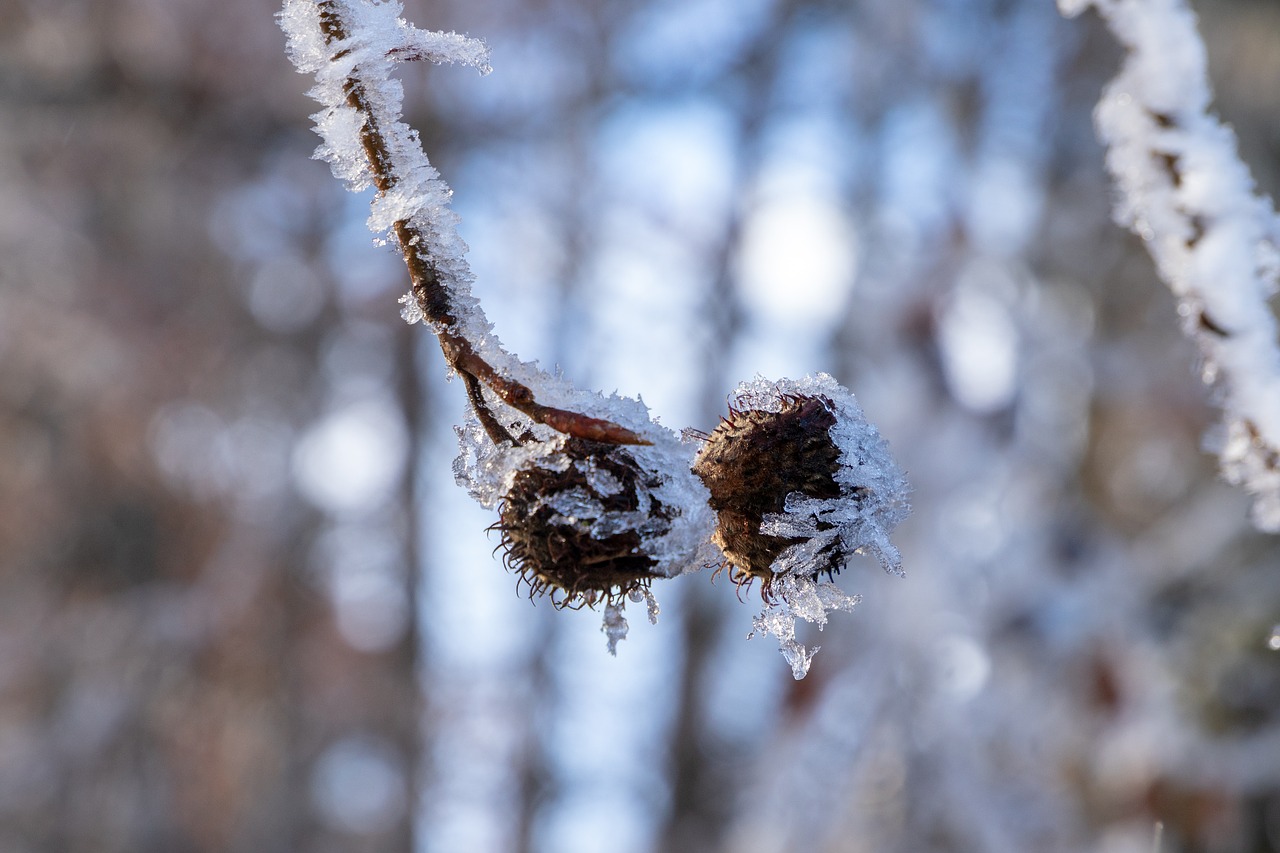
[729,374,910,677]
[1216,420,1280,531]
[1065,0,1280,530]
[749,574,862,680]
[577,458,624,498]
[602,602,628,656]
[281,0,490,75]
[453,406,714,584]
[546,488,607,525]
[397,292,423,324]
[279,0,498,358]
[387,28,492,74]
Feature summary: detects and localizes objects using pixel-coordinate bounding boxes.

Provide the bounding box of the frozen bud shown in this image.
[494,437,678,606]
[692,374,911,598]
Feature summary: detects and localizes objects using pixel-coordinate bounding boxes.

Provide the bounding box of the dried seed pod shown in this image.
[494,437,677,606]
[692,375,911,601]
[693,395,847,595]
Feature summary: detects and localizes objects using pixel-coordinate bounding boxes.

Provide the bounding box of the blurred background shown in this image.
[2,0,1279,850]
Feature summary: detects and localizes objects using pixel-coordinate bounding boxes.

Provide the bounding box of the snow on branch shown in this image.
[280,0,719,647]
[279,0,910,669]
[387,28,493,71]
[279,0,646,448]
[1060,0,1280,530]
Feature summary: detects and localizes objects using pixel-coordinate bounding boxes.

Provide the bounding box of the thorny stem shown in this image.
[316,1,649,447]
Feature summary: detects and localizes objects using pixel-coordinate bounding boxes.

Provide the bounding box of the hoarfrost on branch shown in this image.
[1061,0,1280,530]
[280,1,909,668]
[280,0,715,649]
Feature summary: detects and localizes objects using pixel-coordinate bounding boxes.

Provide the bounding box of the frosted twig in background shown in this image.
[1060,0,1280,530]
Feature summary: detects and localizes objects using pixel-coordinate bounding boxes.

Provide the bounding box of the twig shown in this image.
[314,1,648,447]
[1062,0,1280,530]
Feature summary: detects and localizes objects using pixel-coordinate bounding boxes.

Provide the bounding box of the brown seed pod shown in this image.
[493,438,676,607]
[692,394,850,598]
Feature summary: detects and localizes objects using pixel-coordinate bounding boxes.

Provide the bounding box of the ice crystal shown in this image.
[602,602,629,657]
[749,574,862,680]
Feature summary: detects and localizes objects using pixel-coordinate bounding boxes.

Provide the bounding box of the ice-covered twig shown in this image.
[280,0,647,447]
[1061,0,1280,530]
[280,1,908,662]
[281,0,716,650]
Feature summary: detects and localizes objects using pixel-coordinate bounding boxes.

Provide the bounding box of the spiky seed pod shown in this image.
[692,394,852,596]
[494,437,676,607]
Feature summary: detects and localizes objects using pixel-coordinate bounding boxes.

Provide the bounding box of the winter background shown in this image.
[1,0,1279,852]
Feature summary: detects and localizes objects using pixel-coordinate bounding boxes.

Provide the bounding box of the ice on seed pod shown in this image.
[693,373,910,594]
[489,434,704,610]
[451,365,713,651]
[693,373,911,678]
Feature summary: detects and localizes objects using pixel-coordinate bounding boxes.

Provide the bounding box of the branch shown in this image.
[1061,0,1280,530]
[281,0,911,669]
[283,0,648,447]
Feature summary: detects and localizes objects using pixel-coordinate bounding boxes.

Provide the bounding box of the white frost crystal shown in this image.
[279,0,495,358]
[453,405,715,584]
[750,575,862,680]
